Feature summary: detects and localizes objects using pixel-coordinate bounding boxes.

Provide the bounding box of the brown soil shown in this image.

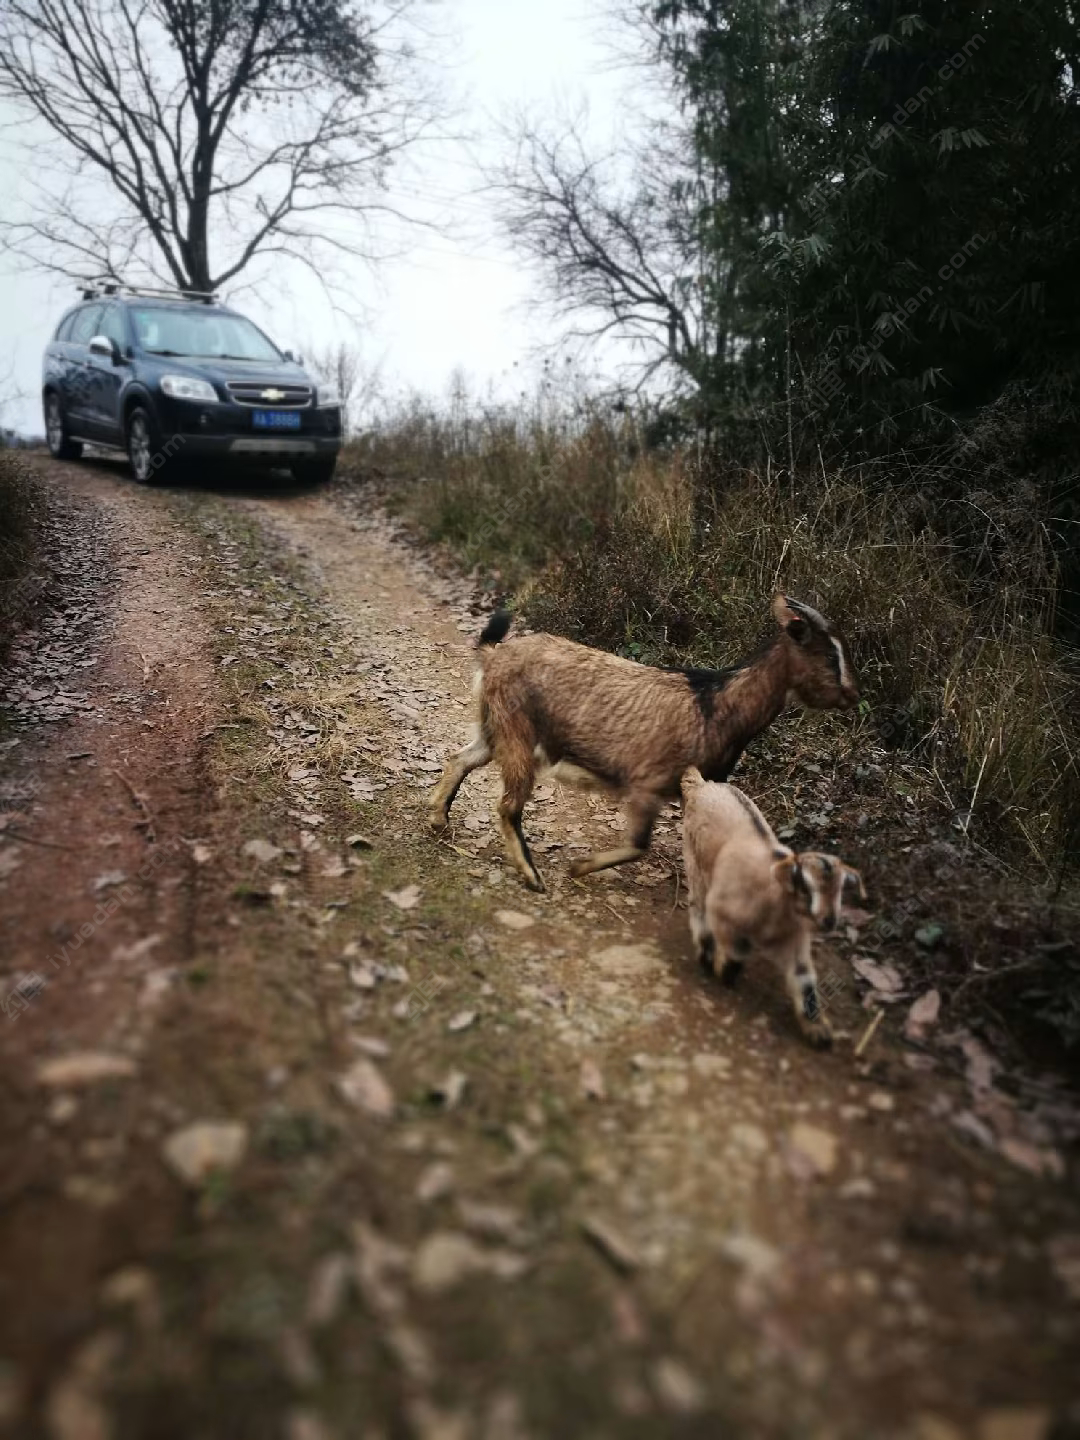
[0,454,1077,1440]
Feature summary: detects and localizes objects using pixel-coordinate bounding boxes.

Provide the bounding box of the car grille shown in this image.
[226,382,313,408]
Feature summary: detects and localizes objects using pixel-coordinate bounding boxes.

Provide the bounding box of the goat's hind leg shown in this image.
[428,728,491,832]
[496,742,545,893]
[568,794,660,879]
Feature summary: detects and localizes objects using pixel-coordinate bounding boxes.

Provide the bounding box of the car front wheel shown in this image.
[126,406,168,484]
[45,392,83,461]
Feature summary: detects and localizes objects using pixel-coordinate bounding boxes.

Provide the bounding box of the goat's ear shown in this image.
[771,593,810,644]
[842,865,867,903]
[772,854,802,893]
[772,593,829,635]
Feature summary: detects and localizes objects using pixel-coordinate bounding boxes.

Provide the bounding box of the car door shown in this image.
[84,303,129,441]
[64,303,104,429]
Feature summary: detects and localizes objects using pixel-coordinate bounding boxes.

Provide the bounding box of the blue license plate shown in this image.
[252,409,301,430]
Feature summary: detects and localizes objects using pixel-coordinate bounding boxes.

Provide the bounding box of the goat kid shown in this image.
[429,594,858,893]
[681,769,865,1047]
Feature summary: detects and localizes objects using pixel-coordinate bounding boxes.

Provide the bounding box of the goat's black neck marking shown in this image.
[667,664,739,722]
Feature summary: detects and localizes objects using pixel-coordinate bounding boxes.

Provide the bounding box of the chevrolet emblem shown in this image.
[261,387,286,402]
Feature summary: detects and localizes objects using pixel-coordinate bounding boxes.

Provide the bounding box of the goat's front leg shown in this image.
[568,794,660,880]
[689,909,715,975]
[783,945,833,1049]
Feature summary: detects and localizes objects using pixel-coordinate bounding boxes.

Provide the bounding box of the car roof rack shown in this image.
[77,280,219,305]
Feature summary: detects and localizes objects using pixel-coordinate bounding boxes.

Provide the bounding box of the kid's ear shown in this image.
[772,854,802,893]
[842,865,867,902]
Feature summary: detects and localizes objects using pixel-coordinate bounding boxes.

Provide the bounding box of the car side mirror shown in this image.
[89,334,122,364]
[283,349,294,362]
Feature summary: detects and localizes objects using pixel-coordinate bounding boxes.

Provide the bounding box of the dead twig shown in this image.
[111,769,157,843]
[853,1007,885,1058]
[3,829,78,851]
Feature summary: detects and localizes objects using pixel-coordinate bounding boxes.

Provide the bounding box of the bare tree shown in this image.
[490,111,716,397]
[309,340,382,437]
[0,0,439,293]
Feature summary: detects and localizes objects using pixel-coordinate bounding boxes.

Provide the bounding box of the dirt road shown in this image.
[1,455,1078,1440]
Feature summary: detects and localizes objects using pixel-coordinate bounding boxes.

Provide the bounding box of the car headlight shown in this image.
[316,382,341,408]
[160,374,219,403]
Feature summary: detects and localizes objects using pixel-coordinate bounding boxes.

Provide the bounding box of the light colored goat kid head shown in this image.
[772,594,859,711]
[773,851,866,934]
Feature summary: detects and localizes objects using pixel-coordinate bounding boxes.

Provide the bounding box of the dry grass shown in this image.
[0,450,49,659]
[341,392,1080,875]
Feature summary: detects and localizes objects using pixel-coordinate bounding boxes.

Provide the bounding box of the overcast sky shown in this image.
[0,0,630,436]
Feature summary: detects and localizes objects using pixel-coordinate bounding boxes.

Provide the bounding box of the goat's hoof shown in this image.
[523,870,546,894]
[719,959,743,988]
[567,859,588,879]
[427,809,450,835]
[801,1020,834,1050]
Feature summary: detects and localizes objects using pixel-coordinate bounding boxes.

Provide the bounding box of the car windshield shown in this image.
[131,307,282,362]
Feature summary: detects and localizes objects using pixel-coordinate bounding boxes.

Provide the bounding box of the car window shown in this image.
[55,312,78,341]
[97,305,128,348]
[68,305,104,346]
[130,305,281,362]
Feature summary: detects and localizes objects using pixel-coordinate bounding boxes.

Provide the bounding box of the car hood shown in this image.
[153,357,315,387]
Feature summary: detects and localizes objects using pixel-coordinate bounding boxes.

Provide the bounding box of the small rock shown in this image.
[651,1357,706,1415]
[448,1010,477,1033]
[350,1035,391,1058]
[788,1121,839,1177]
[48,1094,79,1125]
[37,1053,137,1088]
[348,963,377,990]
[162,1120,248,1186]
[580,1059,606,1100]
[242,838,282,865]
[720,1231,782,1280]
[905,989,941,1041]
[494,909,535,931]
[914,923,945,950]
[92,869,128,893]
[413,1232,484,1295]
[416,1161,456,1203]
[345,834,375,850]
[384,884,421,911]
[868,1091,895,1113]
[336,1059,395,1119]
[581,1216,641,1274]
[839,1177,876,1200]
[305,1252,355,1328]
[691,1052,730,1077]
[730,1122,769,1155]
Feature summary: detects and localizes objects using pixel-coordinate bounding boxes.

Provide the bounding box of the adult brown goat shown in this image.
[429,594,858,892]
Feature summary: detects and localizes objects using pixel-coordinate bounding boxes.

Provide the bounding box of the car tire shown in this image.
[44,391,83,461]
[290,456,337,485]
[126,404,171,485]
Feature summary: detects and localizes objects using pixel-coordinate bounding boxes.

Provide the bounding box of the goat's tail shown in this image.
[478,610,513,648]
[680,765,705,798]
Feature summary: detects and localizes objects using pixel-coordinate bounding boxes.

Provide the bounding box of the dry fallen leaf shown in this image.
[383,884,421,911]
[851,956,903,995]
[242,838,282,865]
